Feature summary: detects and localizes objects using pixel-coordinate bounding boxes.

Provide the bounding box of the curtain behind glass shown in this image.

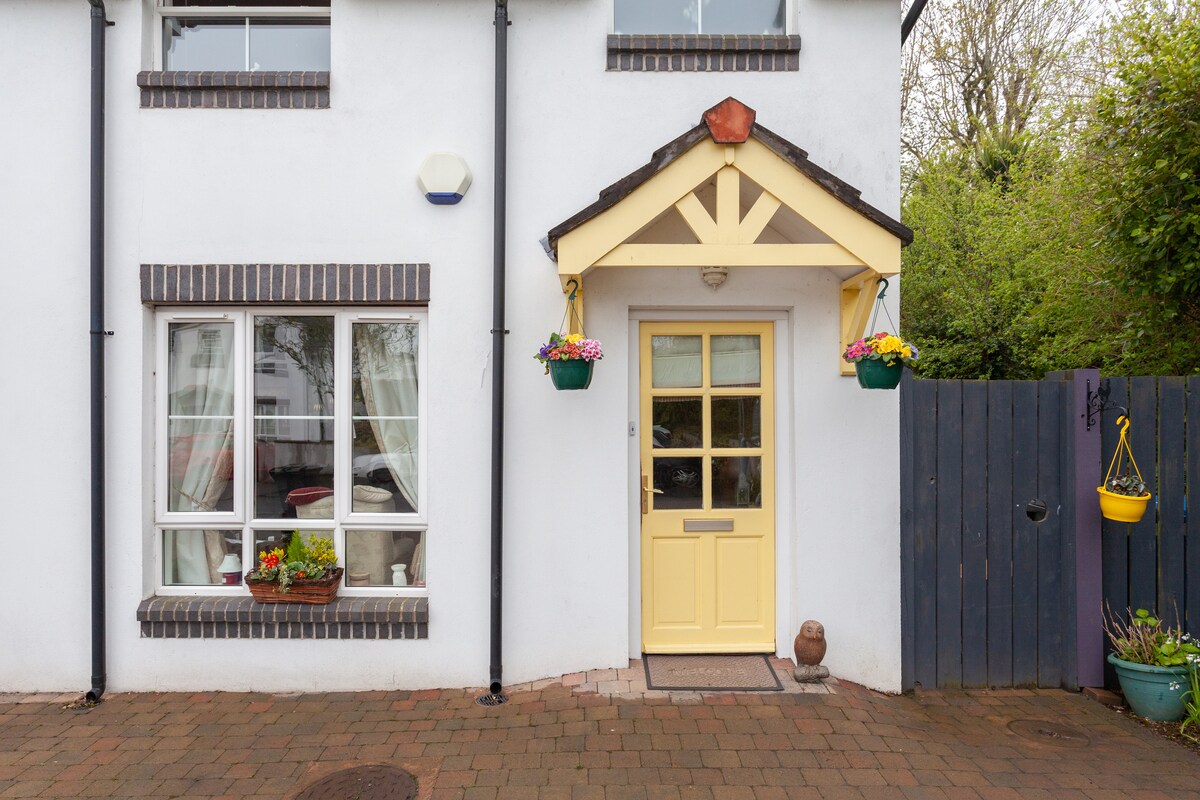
[165,322,235,584]
[354,324,419,510]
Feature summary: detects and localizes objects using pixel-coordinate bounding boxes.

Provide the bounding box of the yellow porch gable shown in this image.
[547,98,911,373]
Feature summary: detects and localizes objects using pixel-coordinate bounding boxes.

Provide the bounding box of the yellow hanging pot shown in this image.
[1097,415,1151,523]
[1097,487,1151,523]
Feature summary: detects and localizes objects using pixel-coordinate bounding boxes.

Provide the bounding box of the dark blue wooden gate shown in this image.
[902,372,1199,691]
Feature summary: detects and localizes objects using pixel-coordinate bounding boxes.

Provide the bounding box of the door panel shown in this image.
[652,538,701,626]
[640,321,775,653]
[715,536,762,624]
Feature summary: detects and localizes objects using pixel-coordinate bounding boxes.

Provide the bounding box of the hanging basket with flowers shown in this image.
[535,332,604,390]
[1098,415,1152,523]
[841,279,918,389]
[843,332,919,389]
[534,279,603,390]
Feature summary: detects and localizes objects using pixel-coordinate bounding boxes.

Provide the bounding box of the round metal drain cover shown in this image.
[294,765,416,800]
[1007,719,1091,747]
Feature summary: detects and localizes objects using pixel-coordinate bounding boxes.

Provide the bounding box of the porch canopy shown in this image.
[545,97,913,374]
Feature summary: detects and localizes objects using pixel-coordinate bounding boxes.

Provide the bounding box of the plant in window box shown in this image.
[842,332,918,390]
[245,533,343,604]
[534,332,604,391]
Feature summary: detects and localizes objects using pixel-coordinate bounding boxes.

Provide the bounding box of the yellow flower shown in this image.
[901,346,912,358]
[564,333,584,345]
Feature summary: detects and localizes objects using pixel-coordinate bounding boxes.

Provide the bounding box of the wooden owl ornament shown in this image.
[793,619,827,666]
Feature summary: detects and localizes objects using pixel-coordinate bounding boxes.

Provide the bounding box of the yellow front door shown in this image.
[640,322,775,653]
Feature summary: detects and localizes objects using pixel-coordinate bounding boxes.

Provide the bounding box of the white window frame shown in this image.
[154,308,429,597]
[153,2,332,72]
[610,0,794,36]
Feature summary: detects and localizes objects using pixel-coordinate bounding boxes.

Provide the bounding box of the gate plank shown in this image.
[936,380,964,688]
[1185,376,1195,638]
[911,378,939,689]
[1100,376,1130,690]
[961,381,989,687]
[1188,377,1200,634]
[1037,380,1062,687]
[1158,378,1186,621]
[1011,381,1040,686]
[986,381,1014,687]
[1128,377,1159,613]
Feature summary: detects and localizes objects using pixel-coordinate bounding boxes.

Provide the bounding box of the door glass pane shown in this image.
[254,316,335,519]
[652,335,702,388]
[653,457,703,509]
[163,530,241,586]
[614,0,697,34]
[711,396,761,448]
[712,457,762,508]
[652,397,702,449]
[352,323,419,513]
[711,335,760,387]
[249,20,330,71]
[345,530,426,587]
[164,18,245,71]
[168,322,235,513]
[703,0,786,34]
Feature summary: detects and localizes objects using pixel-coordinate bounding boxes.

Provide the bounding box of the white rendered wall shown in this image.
[0,0,901,693]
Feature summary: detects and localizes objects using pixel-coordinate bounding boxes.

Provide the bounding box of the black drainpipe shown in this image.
[901,0,930,45]
[86,0,111,704]
[487,0,509,699]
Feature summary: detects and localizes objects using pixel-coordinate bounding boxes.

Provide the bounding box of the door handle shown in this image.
[641,474,663,514]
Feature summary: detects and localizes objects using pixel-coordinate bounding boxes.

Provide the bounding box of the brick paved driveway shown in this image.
[2,664,1198,799]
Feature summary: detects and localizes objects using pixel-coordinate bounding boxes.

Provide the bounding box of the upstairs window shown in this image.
[158,1,331,71]
[614,0,786,35]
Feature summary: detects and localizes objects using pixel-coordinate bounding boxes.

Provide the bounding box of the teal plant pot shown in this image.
[854,358,903,390]
[548,359,594,391]
[1107,652,1190,721]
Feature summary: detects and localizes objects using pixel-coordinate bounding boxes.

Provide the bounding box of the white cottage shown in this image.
[1,0,910,696]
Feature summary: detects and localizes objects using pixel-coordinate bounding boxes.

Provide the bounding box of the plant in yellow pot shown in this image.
[1098,415,1152,523]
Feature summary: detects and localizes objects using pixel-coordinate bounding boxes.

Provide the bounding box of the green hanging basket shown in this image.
[855,359,903,390]
[549,359,594,391]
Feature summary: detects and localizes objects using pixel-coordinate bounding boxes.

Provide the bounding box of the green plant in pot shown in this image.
[1104,605,1200,721]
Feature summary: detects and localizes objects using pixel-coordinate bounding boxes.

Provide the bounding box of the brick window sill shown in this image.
[137,71,330,109]
[136,596,428,639]
[607,35,802,72]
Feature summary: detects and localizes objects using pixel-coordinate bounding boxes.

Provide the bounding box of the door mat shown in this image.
[643,654,783,691]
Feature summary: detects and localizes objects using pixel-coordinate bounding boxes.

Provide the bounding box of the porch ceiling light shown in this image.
[701,265,728,289]
[417,153,473,205]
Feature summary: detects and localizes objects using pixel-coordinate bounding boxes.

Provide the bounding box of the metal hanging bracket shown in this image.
[1084,378,1127,431]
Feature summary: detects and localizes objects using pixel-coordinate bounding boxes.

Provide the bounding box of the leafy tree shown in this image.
[1089,0,1200,359]
[900,0,1200,377]
[901,139,1066,379]
[902,0,1093,169]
